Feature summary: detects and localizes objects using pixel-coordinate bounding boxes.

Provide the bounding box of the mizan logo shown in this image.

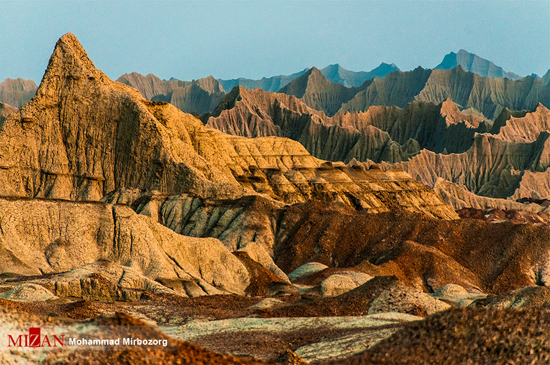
[8,328,64,348]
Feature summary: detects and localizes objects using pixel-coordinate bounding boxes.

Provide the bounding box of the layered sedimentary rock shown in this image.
[100,186,457,287]
[0,78,37,108]
[206,78,550,211]
[0,197,250,296]
[0,34,252,201]
[0,34,456,218]
[380,104,550,207]
[206,86,490,163]
[100,189,550,296]
[435,49,521,80]
[117,72,226,114]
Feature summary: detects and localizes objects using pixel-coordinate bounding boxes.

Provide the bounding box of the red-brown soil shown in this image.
[275,201,550,294]
[40,313,267,365]
[259,276,430,318]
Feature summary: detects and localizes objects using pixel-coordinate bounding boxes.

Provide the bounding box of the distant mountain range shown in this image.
[1,49,547,118]
[0,78,37,108]
[218,62,399,92]
[117,72,226,115]
[435,49,521,80]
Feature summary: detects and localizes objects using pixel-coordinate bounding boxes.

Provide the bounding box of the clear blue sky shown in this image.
[1,0,549,84]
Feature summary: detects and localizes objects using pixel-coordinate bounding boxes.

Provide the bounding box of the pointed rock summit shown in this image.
[0,33,458,218]
[279,67,365,116]
[320,62,399,87]
[435,49,520,80]
[0,33,244,200]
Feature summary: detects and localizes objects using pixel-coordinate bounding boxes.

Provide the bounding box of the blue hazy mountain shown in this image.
[435,49,521,80]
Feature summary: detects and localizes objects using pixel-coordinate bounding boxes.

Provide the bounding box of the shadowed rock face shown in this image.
[279,65,548,120]
[117,72,226,114]
[383,104,550,205]
[100,190,550,295]
[206,81,550,211]
[278,67,367,116]
[0,78,37,108]
[0,102,18,129]
[206,87,491,163]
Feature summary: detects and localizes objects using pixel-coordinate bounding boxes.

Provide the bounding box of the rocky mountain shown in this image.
[271,65,549,121]
[116,72,226,114]
[206,86,491,163]
[0,77,37,107]
[435,49,521,80]
[278,67,367,116]
[218,63,399,93]
[4,33,550,365]
[218,68,308,93]
[206,81,550,212]
[340,66,550,119]
[0,33,457,287]
[0,102,18,128]
[319,62,399,87]
[379,103,550,210]
[543,69,550,85]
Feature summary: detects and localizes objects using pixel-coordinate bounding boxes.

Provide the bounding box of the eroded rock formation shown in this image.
[0,78,37,108]
[117,72,226,114]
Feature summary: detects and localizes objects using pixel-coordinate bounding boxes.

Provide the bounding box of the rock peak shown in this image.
[36,33,108,96]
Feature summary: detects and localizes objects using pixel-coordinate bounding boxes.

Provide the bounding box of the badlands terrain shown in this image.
[1,34,550,364]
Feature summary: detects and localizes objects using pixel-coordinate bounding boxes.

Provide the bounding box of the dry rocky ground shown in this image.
[1,33,550,364]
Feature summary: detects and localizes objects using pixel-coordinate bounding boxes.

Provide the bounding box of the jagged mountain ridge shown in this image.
[0,78,38,108]
[380,104,550,208]
[218,62,400,93]
[435,49,521,80]
[0,33,456,219]
[278,67,368,116]
[117,72,226,114]
[337,66,550,119]
[205,83,550,211]
[206,86,491,163]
